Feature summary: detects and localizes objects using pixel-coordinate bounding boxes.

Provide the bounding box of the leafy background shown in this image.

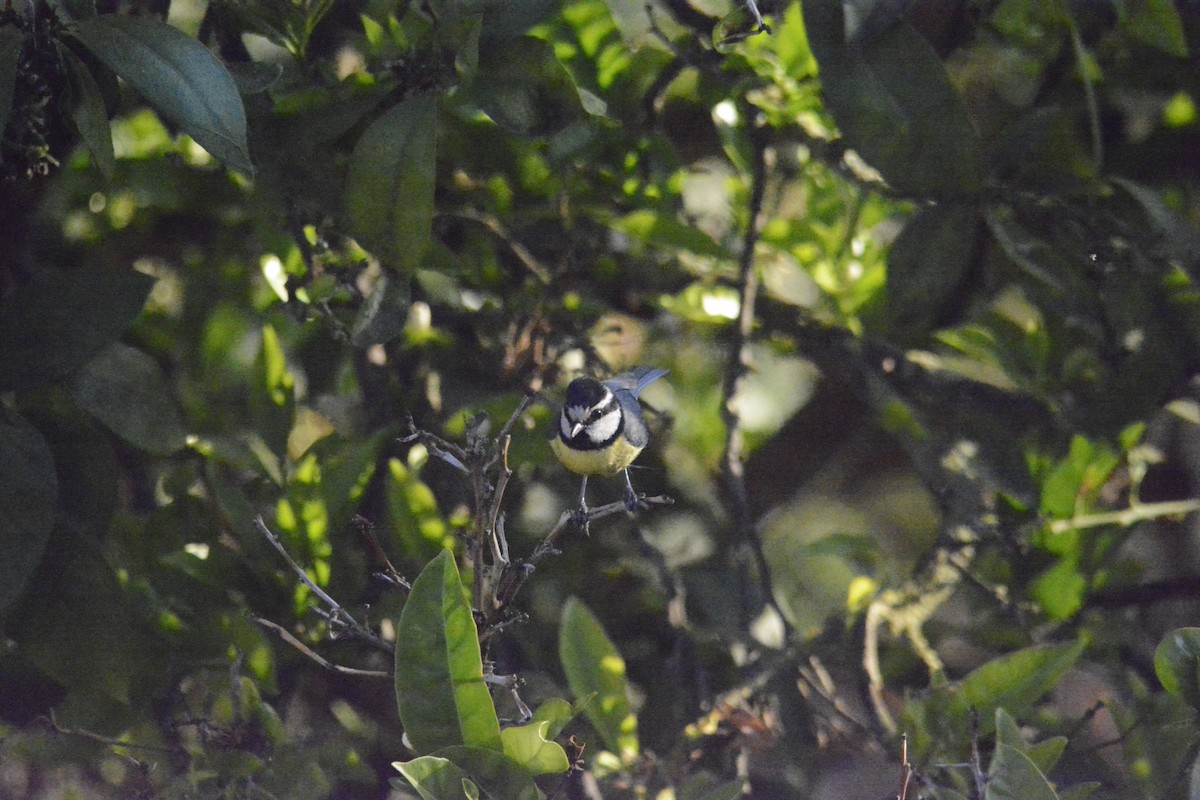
[2,0,1200,798]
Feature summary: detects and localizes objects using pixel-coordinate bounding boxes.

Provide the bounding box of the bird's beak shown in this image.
[570,422,585,438]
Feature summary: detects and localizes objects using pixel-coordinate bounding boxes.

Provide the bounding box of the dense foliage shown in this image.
[2,0,1200,798]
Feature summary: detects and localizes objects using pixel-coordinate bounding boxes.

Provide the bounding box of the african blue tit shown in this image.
[550,367,668,517]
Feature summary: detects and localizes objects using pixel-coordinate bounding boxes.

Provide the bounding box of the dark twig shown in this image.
[249,614,390,678]
[718,108,792,637]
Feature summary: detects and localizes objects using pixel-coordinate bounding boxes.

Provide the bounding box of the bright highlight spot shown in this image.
[261,254,289,302]
[713,99,739,126]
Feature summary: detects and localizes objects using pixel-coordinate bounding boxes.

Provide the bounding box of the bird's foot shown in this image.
[571,504,590,529]
[623,487,641,512]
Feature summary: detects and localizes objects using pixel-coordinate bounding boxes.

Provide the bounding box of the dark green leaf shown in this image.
[0,26,22,137]
[477,0,558,41]
[468,36,587,136]
[1154,627,1200,709]
[986,744,1059,800]
[958,642,1085,722]
[60,44,115,178]
[345,94,438,273]
[50,0,98,21]
[70,342,187,455]
[395,550,502,754]
[226,61,284,95]
[885,203,980,336]
[0,411,57,611]
[1122,0,1188,58]
[804,2,982,199]
[558,597,638,761]
[250,324,295,463]
[351,273,411,347]
[609,209,729,261]
[0,269,154,391]
[68,15,252,173]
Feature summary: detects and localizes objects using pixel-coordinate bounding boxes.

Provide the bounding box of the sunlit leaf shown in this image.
[395,550,502,754]
[500,720,570,775]
[558,597,638,762]
[345,94,438,272]
[394,746,540,800]
[0,411,56,610]
[68,15,252,173]
[1121,0,1188,58]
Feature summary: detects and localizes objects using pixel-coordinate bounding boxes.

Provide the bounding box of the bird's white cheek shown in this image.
[585,409,620,443]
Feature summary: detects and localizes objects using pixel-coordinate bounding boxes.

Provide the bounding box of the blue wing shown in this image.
[604,367,668,398]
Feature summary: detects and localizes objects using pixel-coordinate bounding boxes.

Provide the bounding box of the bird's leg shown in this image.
[622,469,640,511]
[572,476,589,527]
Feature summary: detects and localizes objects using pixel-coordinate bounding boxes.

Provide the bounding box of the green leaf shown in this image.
[1029,556,1086,620]
[250,324,295,461]
[395,550,502,754]
[609,209,729,261]
[0,269,154,392]
[394,747,540,800]
[0,26,23,138]
[885,203,980,337]
[500,720,570,775]
[1154,627,1200,710]
[478,0,558,41]
[986,743,1059,800]
[958,642,1085,724]
[468,36,587,136]
[345,94,438,273]
[0,411,57,611]
[558,597,638,762]
[69,343,187,455]
[804,2,981,199]
[351,272,411,347]
[1122,0,1188,58]
[68,15,252,174]
[60,44,115,178]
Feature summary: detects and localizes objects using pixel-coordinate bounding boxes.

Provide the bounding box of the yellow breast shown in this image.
[550,434,644,477]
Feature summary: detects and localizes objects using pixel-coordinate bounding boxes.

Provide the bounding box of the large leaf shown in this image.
[345,94,438,273]
[0,26,22,137]
[394,746,540,800]
[1121,0,1188,58]
[395,550,502,754]
[1154,627,1200,710]
[986,744,1059,800]
[885,203,980,336]
[500,720,570,776]
[70,342,188,455]
[0,411,57,611]
[957,642,1085,722]
[68,15,252,174]
[468,36,587,136]
[558,597,638,762]
[60,43,115,178]
[249,324,295,462]
[0,269,154,391]
[804,2,981,199]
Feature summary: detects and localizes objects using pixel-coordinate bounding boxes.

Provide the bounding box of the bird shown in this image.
[550,367,668,520]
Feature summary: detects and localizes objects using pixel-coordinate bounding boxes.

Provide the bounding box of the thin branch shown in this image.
[446,209,553,285]
[1046,498,1200,534]
[249,614,390,678]
[718,109,792,637]
[1066,15,1103,173]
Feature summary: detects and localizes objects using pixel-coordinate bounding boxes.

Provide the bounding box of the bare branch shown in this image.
[249,614,390,679]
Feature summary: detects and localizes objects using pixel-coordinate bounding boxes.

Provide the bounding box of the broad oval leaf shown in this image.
[395,550,502,754]
[468,36,587,136]
[558,597,639,762]
[804,2,981,199]
[885,203,980,338]
[0,269,154,391]
[68,15,252,174]
[1154,627,1200,710]
[958,641,1085,722]
[986,744,1059,800]
[70,342,188,455]
[0,412,57,610]
[345,94,438,273]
